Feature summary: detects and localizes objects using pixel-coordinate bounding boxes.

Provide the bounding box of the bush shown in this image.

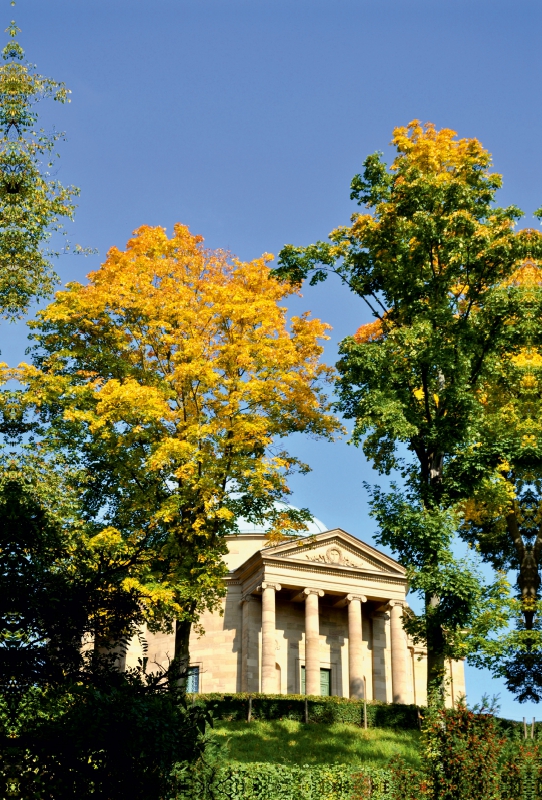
[499,741,542,800]
[187,693,420,729]
[172,761,427,800]
[421,699,507,800]
[1,682,211,800]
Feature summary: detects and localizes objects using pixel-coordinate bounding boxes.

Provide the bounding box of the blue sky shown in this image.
[7,0,542,719]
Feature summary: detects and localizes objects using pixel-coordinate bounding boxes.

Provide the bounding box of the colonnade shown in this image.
[255,583,409,702]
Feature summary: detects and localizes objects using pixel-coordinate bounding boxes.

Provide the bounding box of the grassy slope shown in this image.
[213,720,421,769]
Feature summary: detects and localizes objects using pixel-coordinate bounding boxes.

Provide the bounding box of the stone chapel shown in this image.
[132,513,465,706]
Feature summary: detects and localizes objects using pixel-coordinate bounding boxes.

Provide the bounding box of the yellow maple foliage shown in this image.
[354,318,384,344]
[391,120,491,180]
[16,223,341,668]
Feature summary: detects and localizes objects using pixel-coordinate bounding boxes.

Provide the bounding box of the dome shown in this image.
[234,501,327,536]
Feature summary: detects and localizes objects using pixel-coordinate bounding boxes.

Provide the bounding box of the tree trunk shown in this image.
[425,591,446,703]
[424,451,447,702]
[506,511,541,630]
[173,617,192,690]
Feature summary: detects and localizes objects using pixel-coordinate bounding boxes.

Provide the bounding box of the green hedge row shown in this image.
[172,749,540,800]
[172,762,423,800]
[187,693,421,729]
[496,716,541,739]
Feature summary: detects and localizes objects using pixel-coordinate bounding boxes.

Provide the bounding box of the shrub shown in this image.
[172,761,427,800]
[421,699,507,800]
[1,682,211,800]
[187,693,420,729]
[499,741,542,800]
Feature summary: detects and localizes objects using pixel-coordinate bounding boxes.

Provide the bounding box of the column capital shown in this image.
[303,588,324,598]
[259,582,281,592]
[346,593,367,604]
[375,600,406,614]
[240,593,256,606]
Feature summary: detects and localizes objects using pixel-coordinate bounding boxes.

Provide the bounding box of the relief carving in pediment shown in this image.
[272,535,397,573]
[305,545,364,569]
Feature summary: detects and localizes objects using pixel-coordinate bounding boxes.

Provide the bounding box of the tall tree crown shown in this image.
[0,18,78,318]
[17,223,340,631]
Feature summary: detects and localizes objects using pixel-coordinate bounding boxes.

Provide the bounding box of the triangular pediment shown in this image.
[263,528,405,576]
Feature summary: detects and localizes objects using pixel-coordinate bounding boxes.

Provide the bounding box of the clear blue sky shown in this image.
[8,0,542,720]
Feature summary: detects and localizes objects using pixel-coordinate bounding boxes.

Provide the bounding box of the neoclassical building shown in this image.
[135,516,465,705]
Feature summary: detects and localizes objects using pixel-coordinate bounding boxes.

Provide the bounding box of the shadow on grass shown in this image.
[214,720,420,769]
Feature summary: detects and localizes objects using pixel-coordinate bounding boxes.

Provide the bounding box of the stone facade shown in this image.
[137,528,466,705]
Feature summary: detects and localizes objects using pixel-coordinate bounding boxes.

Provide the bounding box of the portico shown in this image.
[231,528,414,701]
[141,527,465,706]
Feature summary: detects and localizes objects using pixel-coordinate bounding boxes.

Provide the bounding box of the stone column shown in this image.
[389,601,409,704]
[409,646,417,706]
[304,588,324,696]
[347,593,367,699]
[371,611,389,701]
[240,595,255,692]
[260,582,281,693]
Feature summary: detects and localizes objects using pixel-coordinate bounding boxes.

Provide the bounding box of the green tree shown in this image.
[458,259,542,701]
[0,449,212,799]
[0,15,213,798]
[0,18,79,318]
[273,120,528,695]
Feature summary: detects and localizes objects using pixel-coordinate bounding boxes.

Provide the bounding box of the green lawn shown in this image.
[213,719,421,769]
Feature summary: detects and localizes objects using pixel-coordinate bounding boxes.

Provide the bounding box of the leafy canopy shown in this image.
[275,121,524,504]
[0,18,80,318]
[457,260,542,700]
[273,120,527,691]
[17,223,340,639]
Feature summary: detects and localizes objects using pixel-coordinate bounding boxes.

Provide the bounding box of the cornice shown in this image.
[259,555,407,585]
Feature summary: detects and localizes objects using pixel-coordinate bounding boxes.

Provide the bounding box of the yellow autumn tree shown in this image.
[17,223,340,682]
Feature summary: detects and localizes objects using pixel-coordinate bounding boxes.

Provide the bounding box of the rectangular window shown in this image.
[186,665,200,693]
[301,666,331,696]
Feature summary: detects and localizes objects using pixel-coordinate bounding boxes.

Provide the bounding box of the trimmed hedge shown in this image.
[187,693,421,729]
[173,743,542,800]
[496,716,540,739]
[172,761,424,800]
